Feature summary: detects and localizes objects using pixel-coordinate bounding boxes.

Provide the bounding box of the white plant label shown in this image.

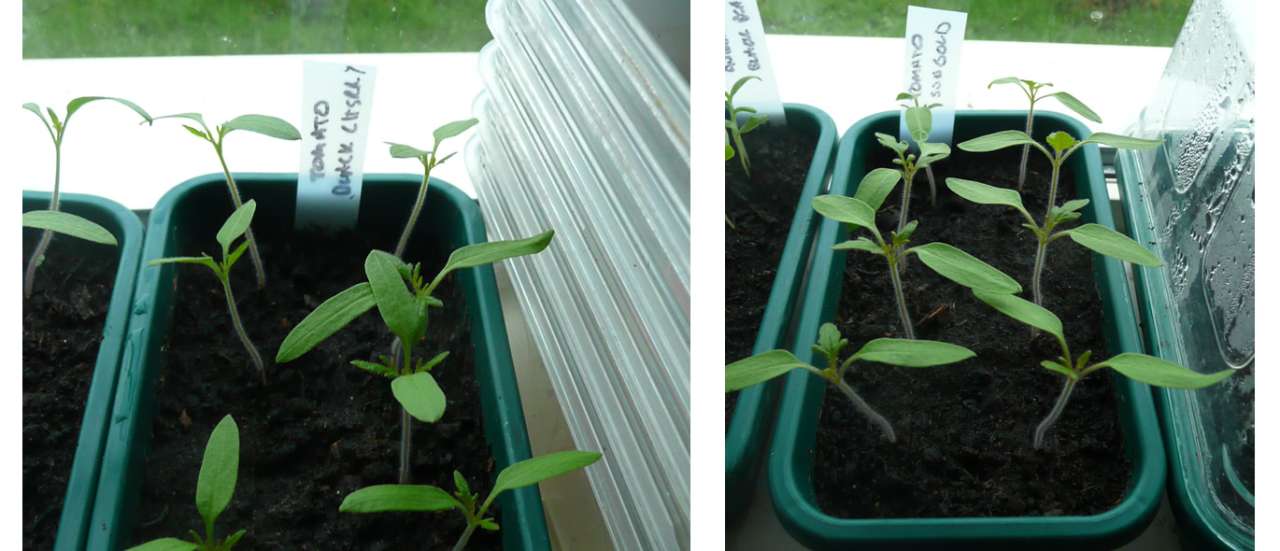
[296,61,377,229]
[899,6,967,144]
[725,0,786,124]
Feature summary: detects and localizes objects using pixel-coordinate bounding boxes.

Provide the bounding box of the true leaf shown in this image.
[225,529,247,547]
[391,372,446,423]
[1058,198,1090,214]
[387,142,431,159]
[149,255,219,271]
[22,210,117,245]
[195,415,239,533]
[223,114,301,140]
[1040,360,1078,380]
[740,113,767,134]
[1044,91,1102,123]
[1064,224,1163,266]
[957,130,1037,152]
[487,451,603,508]
[812,195,879,236]
[125,538,199,551]
[1096,353,1234,388]
[833,237,883,255]
[339,484,459,513]
[479,518,500,531]
[852,338,975,367]
[944,178,1031,221]
[911,242,1022,293]
[973,290,1064,343]
[1082,132,1162,150]
[431,230,555,289]
[432,118,479,145]
[813,323,847,361]
[454,471,471,496]
[852,168,902,211]
[917,141,951,166]
[215,199,256,256]
[364,250,420,344]
[726,349,812,391]
[351,360,398,379]
[875,132,907,154]
[1046,131,1078,152]
[905,106,932,141]
[419,350,450,372]
[276,283,376,362]
[226,240,250,268]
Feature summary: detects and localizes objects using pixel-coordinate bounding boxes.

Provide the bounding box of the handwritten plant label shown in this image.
[899,5,967,144]
[725,0,786,124]
[296,61,378,229]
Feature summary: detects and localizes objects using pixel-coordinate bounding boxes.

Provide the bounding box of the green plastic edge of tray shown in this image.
[1115,151,1253,551]
[726,103,838,522]
[767,111,1166,550]
[85,173,551,551]
[23,191,144,551]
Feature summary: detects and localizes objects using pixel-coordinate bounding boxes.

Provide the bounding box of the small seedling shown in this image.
[875,106,949,233]
[725,75,768,176]
[150,201,265,383]
[128,415,246,551]
[897,92,943,207]
[952,129,1162,304]
[276,230,554,483]
[22,97,152,297]
[813,172,1021,339]
[987,77,1102,190]
[154,112,301,289]
[340,450,602,551]
[727,323,973,441]
[972,290,1234,448]
[386,118,478,257]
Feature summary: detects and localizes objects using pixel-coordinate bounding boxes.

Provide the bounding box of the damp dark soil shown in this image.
[131,225,500,550]
[814,146,1133,518]
[726,125,817,422]
[23,231,119,549]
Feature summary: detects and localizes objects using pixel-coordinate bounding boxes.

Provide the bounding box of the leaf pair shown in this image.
[957,129,1160,160]
[387,117,478,166]
[157,112,302,144]
[987,77,1101,123]
[150,200,258,279]
[24,96,153,144]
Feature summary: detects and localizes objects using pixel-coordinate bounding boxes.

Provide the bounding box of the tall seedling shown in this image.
[386,118,478,257]
[725,75,768,177]
[987,77,1102,190]
[22,97,152,297]
[154,112,301,289]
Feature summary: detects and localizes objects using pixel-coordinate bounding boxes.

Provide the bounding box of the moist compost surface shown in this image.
[132,229,500,550]
[814,147,1133,518]
[726,125,817,421]
[23,230,119,549]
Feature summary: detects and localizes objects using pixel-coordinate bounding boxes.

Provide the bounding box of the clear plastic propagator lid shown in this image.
[1119,0,1253,545]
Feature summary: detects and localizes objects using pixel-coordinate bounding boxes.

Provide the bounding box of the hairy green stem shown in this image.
[897,169,915,233]
[924,165,937,206]
[215,146,266,289]
[1044,158,1062,222]
[24,146,63,298]
[395,168,432,258]
[888,257,915,339]
[1031,238,1048,306]
[1034,378,1076,449]
[451,522,479,551]
[220,276,265,384]
[834,378,896,442]
[1018,107,1035,191]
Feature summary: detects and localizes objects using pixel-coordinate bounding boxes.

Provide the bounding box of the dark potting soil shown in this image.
[814,146,1133,518]
[131,230,500,550]
[725,125,817,422]
[23,231,119,549]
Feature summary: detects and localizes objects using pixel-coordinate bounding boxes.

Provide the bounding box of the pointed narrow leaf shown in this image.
[387,142,431,159]
[339,484,459,513]
[1097,353,1234,388]
[22,210,117,245]
[23,102,55,138]
[912,242,1022,293]
[182,125,208,140]
[1065,224,1163,266]
[833,237,883,255]
[945,178,1030,220]
[740,113,767,134]
[434,151,457,166]
[419,350,450,372]
[351,360,398,379]
[125,538,199,551]
[1082,132,1162,150]
[225,529,247,547]
[433,230,554,286]
[1040,360,1079,380]
[432,118,479,145]
[725,143,735,161]
[727,349,813,391]
[453,471,471,495]
[66,96,152,124]
[225,241,250,269]
[852,168,902,211]
[1058,198,1090,214]
[1044,91,1101,123]
[852,338,975,367]
[276,283,375,362]
[958,130,1037,152]
[812,195,879,235]
[153,112,206,125]
[478,518,500,531]
[196,415,239,531]
[215,200,256,256]
[988,76,1022,88]
[489,451,603,502]
[729,75,760,98]
[974,290,1064,342]
[148,256,219,271]
[364,250,419,344]
[223,114,300,140]
[391,372,446,422]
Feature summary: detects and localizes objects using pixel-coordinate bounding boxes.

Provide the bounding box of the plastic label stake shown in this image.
[725,0,787,124]
[899,5,967,144]
[296,61,378,229]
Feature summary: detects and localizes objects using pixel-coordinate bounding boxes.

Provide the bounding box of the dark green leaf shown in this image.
[22,210,117,245]
[215,200,256,257]
[911,242,1022,293]
[727,349,813,391]
[225,529,247,548]
[223,114,301,140]
[431,230,555,290]
[973,290,1064,342]
[365,250,420,344]
[391,372,446,423]
[1065,224,1163,266]
[487,451,602,507]
[1044,91,1102,123]
[957,130,1037,152]
[944,178,1030,220]
[852,168,902,211]
[432,118,479,146]
[276,283,376,363]
[852,338,975,367]
[895,92,915,101]
[339,484,459,513]
[454,471,471,496]
[387,142,431,159]
[1096,353,1234,388]
[196,415,239,532]
[1082,132,1162,150]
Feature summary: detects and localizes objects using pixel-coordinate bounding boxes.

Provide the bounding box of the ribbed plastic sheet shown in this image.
[468,0,690,548]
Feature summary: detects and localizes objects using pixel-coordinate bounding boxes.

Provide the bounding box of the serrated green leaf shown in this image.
[812,195,879,237]
[852,168,902,212]
[486,451,602,509]
[125,538,199,551]
[22,210,117,245]
[852,338,975,367]
[875,132,908,154]
[223,114,301,140]
[1064,224,1163,266]
[215,200,256,257]
[727,349,813,391]
[957,130,1037,152]
[944,178,1030,221]
[365,250,420,344]
[1046,131,1078,152]
[814,323,847,361]
[276,283,375,363]
[431,230,554,291]
[1044,91,1102,123]
[432,118,478,146]
[387,142,431,159]
[196,415,239,535]
[339,484,459,513]
[1082,132,1162,150]
[911,242,1022,293]
[1096,353,1234,388]
[973,290,1064,343]
[391,372,446,423]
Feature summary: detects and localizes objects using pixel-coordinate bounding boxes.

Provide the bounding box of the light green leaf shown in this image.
[973,290,1064,343]
[153,112,206,126]
[431,230,555,290]
[905,106,932,141]
[432,118,479,146]
[196,415,239,534]
[225,529,247,547]
[225,240,250,269]
[22,210,117,245]
[223,114,301,140]
[944,178,1030,220]
[875,132,908,155]
[852,168,902,211]
[486,451,603,509]
[727,349,813,391]
[833,237,883,255]
[276,283,376,363]
[987,76,1022,89]
[23,102,55,140]
[148,255,219,272]
[182,125,208,140]
[917,141,951,166]
[1040,360,1079,380]
[852,338,975,367]
[1082,132,1162,150]
[391,372,447,423]
[957,130,1037,152]
[454,471,471,495]
[725,143,735,161]
[350,359,398,379]
[1044,91,1102,123]
[740,113,767,134]
[1058,198,1090,214]
[387,142,431,159]
[813,323,847,361]
[1096,353,1234,388]
[478,518,500,531]
[66,96,153,124]
[215,200,256,257]
[418,350,450,372]
[1046,131,1078,152]
[365,250,420,344]
[812,195,879,237]
[911,242,1022,293]
[125,538,199,551]
[729,75,760,99]
[339,484,459,513]
[1064,224,1163,266]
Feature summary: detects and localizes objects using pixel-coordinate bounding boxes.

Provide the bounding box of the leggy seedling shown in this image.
[150,201,266,383]
[812,172,1021,339]
[340,450,602,551]
[952,129,1162,304]
[154,112,301,289]
[275,230,555,484]
[987,77,1102,190]
[128,415,246,551]
[22,97,152,297]
[725,75,768,176]
[897,92,943,207]
[973,290,1234,448]
[386,118,478,257]
[727,323,973,441]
